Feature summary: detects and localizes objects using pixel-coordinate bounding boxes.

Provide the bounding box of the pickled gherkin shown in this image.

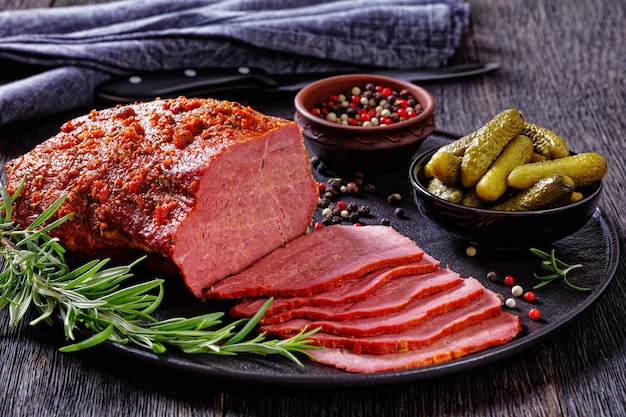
[423,134,474,178]
[492,174,575,211]
[427,178,463,203]
[522,122,570,159]
[418,108,608,213]
[424,151,462,185]
[507,152,607,189]
[461,109,525,187]
[461,188,485,208]
[437,132,477,156]
[475,135,534,201]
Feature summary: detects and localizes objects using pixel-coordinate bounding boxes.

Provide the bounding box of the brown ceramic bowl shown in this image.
[409,148,603,249]
[294,74,435,174]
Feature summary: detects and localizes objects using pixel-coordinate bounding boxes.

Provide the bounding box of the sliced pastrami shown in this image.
[229,254,440,320]
[260,277,485,337]
[205,225,426,299]
[260,268,461,324]
[296,288,504,354]
[307,312,521,373]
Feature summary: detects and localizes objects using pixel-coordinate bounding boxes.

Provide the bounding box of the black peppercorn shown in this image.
[357,205,370,216]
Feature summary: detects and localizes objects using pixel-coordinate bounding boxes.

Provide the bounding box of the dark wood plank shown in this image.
[0,0,624,416]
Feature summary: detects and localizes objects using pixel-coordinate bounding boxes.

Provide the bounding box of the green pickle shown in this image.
[427,178,463,203]
[522,122,570,159]
[475,134,534,201]
[439,132,477,156]
[461,188,485,208]
[421,109,607,213]
[460,109,526,188]
[425,151,462,185]
[507,152,608,189]
[423,134,474,179]
[492,174,575,211]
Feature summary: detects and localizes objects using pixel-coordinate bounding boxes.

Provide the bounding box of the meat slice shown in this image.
[205,225,426,299]
[259,268,462,324]
[307,312,521,373]
[293,288,504,354]
[229,254,440,320]
[4,97,318,297]
[260,277,484,337]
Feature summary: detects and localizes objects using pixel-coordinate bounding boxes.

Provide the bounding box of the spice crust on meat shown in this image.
[4,96,319,297]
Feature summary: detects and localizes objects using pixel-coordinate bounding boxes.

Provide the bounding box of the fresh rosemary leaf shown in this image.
[0,184,318,365]
[59,324,115,352]
[530,248,589,292]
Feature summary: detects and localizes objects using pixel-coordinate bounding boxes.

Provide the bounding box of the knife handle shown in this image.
[95,66,277,102]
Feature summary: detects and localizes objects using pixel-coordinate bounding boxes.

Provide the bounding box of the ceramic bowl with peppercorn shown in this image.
[408,109,607,249]
[294,74,435,174]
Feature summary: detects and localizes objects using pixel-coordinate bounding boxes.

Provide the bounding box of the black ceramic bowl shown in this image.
[294,74,435,174]
[409,148,603,249]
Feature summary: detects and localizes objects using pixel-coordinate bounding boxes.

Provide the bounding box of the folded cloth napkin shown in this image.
[0,0,469,125]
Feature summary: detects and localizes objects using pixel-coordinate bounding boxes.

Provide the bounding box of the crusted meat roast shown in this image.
[4,97,319,297]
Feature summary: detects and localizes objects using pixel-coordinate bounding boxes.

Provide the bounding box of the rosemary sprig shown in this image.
[0,185,319,366]
[530,248,590,292]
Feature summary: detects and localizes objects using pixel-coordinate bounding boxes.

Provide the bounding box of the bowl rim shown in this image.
[408,147,603,217]
[294,73,435,133]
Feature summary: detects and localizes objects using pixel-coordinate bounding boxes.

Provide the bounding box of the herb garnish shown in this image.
[0,184,318,365]
[530,248,590,292]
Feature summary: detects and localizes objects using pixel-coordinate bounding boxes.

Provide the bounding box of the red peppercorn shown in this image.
[337,201,347,210]
[318,182,326,193]
[529,308,541,320]
[523,291,536,301]
[314,221,323,231]
[503,275,515,286]
[381,87,392,96]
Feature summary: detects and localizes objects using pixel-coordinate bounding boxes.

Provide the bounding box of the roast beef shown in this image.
[258,268,462,324]
[308,312,521,373]
[229,254,440,321]
[4,97,319,297]
[289,288,504,354]
[260,277,485,337]
[205,225,427,299]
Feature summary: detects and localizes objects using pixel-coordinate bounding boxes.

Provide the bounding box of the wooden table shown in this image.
[1,0,624,416]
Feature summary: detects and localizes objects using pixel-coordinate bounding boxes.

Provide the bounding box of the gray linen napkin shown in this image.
[0,0,469,125]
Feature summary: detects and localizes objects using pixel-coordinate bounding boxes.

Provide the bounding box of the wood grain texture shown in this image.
[1,0,625,416]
